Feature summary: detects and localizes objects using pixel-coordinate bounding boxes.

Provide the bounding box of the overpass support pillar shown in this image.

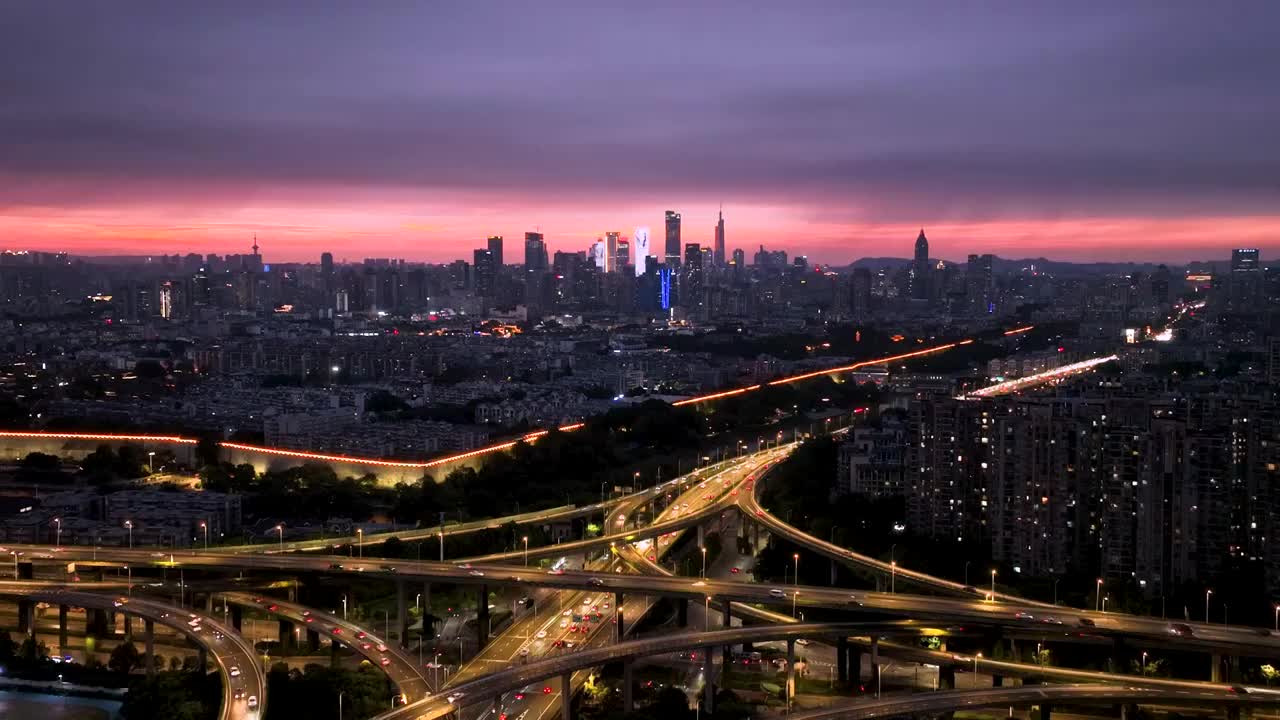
[870,638,881,691]
[939,666,956,690]
[17,561,33,580]
[561,672,573,720]
[204,593,213,613]
[1039,703,1051,720]
[144,619,155,676]
[1211,653,1223,683]
[397,579,409,648]
[17,599,33,635]
[677,598,688,628]
[622,659,634,713]
[197,646,207,674]
[330,637,340,667]
[123,614,133,638]
[697,523,704,548]
[58,604,69,650]
[278,619,295,653]
[836,636,848,685]
[422,582,433,639]
[476,585,489,648]
[230,605,243,632]
[1228,655,1242,682]
[615,592,625,642]
[786,639,796,711]
[307,628,320,652]
[830,559,837,586]
[992,674,1003,687]
[704,647,716,715]
[721,602,732,668]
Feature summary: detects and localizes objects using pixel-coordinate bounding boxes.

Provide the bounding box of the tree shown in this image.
[0,630,16,662]
[1262,664,1278,685]
[110,640,143,674]
[18,636,48,663]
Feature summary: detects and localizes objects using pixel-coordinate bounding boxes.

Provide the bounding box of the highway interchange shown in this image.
[3,440,1279,720]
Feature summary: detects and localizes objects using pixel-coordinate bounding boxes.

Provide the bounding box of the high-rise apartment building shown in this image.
[966,253,994,315]
[664,211,682,265]
[473,248,496,297]
[633,227,651,277]
[605,231,620,273]
[683,243,704,312]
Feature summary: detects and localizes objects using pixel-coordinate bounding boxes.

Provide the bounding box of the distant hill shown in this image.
[846,256,1187,275]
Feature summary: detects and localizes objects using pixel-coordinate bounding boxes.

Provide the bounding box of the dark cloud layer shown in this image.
[3,2,1279,221]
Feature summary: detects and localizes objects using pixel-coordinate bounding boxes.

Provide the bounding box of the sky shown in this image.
[2,2,1279,264]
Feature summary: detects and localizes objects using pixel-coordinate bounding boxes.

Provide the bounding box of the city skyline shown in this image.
[3,4,1280,262]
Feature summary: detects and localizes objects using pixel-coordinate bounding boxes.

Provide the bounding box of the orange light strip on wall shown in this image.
[1003,326,1034,336]
[671,385,761,407]
[0,431,197,444]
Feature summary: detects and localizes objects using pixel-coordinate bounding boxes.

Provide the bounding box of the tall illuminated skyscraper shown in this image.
[633,227,651,277]
[664,210,682,265]
[912,229,930,300]
[605,231,620,273]
[714,208,725,266]
[524,232,548,271]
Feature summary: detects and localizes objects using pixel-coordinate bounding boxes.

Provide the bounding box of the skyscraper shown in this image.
[633,227,651,277]
[473,248,495,297]
[683,243,704,312]
[487,236,504,267]
[605,231,620,273]
[714,209,726,267]
[966,253,994,315]
[524,232,548,271]
[731,248,745,268]
[664,210,682,265]
[1229,248,1262,310]
[912,229,930,300]
[615,237,630,274]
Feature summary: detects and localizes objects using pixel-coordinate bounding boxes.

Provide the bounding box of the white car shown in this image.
[536,630,547,639]
[559,619,569,628]
[229,666,241,677]
[247,696,258,709]
[769,588,785,597]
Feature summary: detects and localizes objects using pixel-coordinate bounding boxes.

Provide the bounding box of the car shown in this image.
[569,624,579,633]
[234,690,246,700]
[514,691,526,700]
[848,595,863,606]
[1014,612,1035,621]
[302,610,311,616]
[562,609,572,616]
[377,644,388,652]
[796,639,811,646]
[469,570,485,577]
[551,639,563,647]
[267,604,278,612]
[755,510,765,517]
[112,597,128,607]
[1168,623,1194,637]
[356,631,367,640]
[602,602,610,610]
[305,617,315,623]
[1077,617,1096,627]
[329,563,345,570]
[381,565,398,573]
[559,619,569,628]
[536,630,548,639]
[229,666,241,677]
[381,657,392,666]
[247,696,258,710]
[564,640,576,649]
[542,686,553,695]
[456,563,473,569]
[588,578,604,587]
[1041,616,1064,625]
[518,648,530,657]
[446,693,466,704]
[730,567,740,574]
[331,626,343,635]
[361,642,372,650]
[769,588,785,597]
[547,569,564,575]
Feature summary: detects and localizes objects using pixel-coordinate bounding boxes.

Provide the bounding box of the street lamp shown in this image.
[1204,589,1212,623]
[701,547,707,578]
[1141,651,1148,676]
[522,536,529,567]
[342,594,348,620]
[53,518,61,548]
[200,521,208,551]
[1274,604,1279,632]
[793,553,800,587]
[964,561,970,586]
[990,569,997,602]
[275,524,284,552]
[792,590,799,618]
[438,530,444,562]
[704,596,711,631]
[974,652,981,675]
[357,528,363,558]
[338,690,345,720]
[1103,595,1110,613]
[147,451,155,474]
[125,520,133,549]
[1095,579,1103,612]
[891,561,897,594]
